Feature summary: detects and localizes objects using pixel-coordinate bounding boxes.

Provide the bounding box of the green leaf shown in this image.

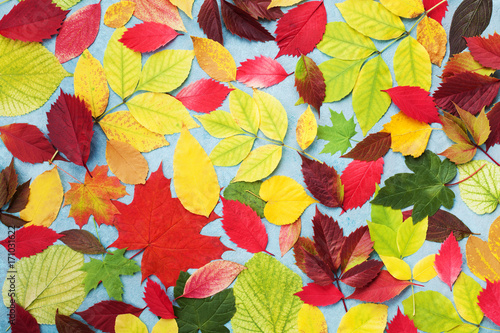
[336,0,405,40]
[223,181,265,217]
[319,58,363,103]
[403,290,464,333]
[352,55,392,135]
[317,109,357,155]
[371,150,457,223]
[394,36,432,91]
[52,0,83,10]
[397,216,428,258]
[453,272,484,325]
[367,221,400,257]
[371,195,403,232]
[2,245,86,324]
[136,50,194,93]
[209,135,256,166]
[174,271,235,333]
[104,27,141,99]
[448,324,480,333]
[233,145,282,182]
[230,89,260,135]
[81,248,140,301]
[0,36,70,117]
[253,90,287,142]
[317,21,377,60]
[196,110,245,138]
[337,303,388,332]
[458,160,500,214]
[232,253,303,333]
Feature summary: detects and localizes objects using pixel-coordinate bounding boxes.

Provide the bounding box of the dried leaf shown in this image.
[59,229,106,254]
[192,36,237,82]
[104,1,136,28]
[417,16,447,66]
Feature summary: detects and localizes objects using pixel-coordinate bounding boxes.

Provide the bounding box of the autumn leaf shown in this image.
[192,36,237,82]
[295,55,325,113]
[394,36,432,91]
[423,0,448,24]
[348,270,414,302]
[198,0,223,44]
[296,106,317,150]
[114,314,148,333]
[76,300,144,333]
[55,310,93,333]
[119,22,180,53]
[176,78,233,113]
[434,232,463,290]
[143,279,175,319]
[413,255,437,282]
[254,89,287,142]
[466,216,500,281]
[442,51,495,80]
[387,308,417,333]
[223,181,265,217]
[341,158,384,211]
[131,0,185,32]
[439,111,477,164]
[418,209,474,243]
[341,132,391,162]
[221,0,273,42]
[280,218,301,257]
[59,229,106,254]
[104,1,136,28]
[234,0,281,19]
[453,273,484,325]
[337,303,388,332]
[380,0,423,18]
[458,160,500,214]
[106,140,149,185]
[486,102,500,150]
[478,280,500,326]
[0,225,61,259]
[384,86,440,124]
[417,16,447,66]
[237,56,289,88]
[233,144,282,182]
[10,302,40,333]
[294,283,343,306]
[317,109,356,155]
[320,58,363,104]
[298,304,327,333]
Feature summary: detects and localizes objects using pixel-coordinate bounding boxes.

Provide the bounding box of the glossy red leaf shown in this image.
[347,270,414,302]
[175,79,233,113]
[0,0,68,42]
[387,308,418,333]
[55,310,93,333]
[279,218,301,256]
[301,155,343,208]
[466,33,500,69]
[76,300,144,333]
[478,280,500,326]
[0,225,61,259]
[341,132,391,162]
[119,22,180,53]
[311,207,344,271]
[236,56,290,88]
[434,232,462,290]
[11,301,40,333]
[423,0,448,24]
[340,226,374,273]
[303,250,335,286]
[143,279,176,319]
[295,55,325,113]
[341,158,384,211]
[198,0,223,44]
[384,86,441,124]
[221,0,273,42]
[55,3,101,63]
[486,102,500,150]
[294,283,344,306]
[340,260,383,288]
[274,1,327,57]
[233,0,283,20]
[59,229,106,254]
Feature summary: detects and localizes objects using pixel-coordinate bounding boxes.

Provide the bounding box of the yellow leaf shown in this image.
[380,0,424,18]
[100,111,169,153]
[115,314,148,333]
[466,235,500,281]
[417,16,447,66]
[296,106,317,150]
[413,254,437,282]
[230,89,260,135]
[152,319,178,333]
[397,216,428,258]
[74,50,109,118]
[393,36,432,90]
[268,0,301,9]
[192,36,236,82]
[453,272,484,325]
[106,140,149,185]
[170,0,194,18]
[233,144,282,182]
[489,215,500,262]
[260,175,318,225]
[253,89,287,142]
[196,110,244,138]
[338,303,388,333]
[209,135,255,166]
[21,168,63,227]
[382,112,432,158]
[104,1,136,28]
[298,304,328,333]
[380,256,411,280]
[173,128,219,217]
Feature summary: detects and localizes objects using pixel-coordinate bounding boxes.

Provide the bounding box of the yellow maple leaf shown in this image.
[382,112,432,158]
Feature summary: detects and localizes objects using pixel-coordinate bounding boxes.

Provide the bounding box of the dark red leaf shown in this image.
[478,280,500,326]
[419,209,474,242]
[119,22,180,53]
[300,155,343,208]
[423,0,448,24]
[55,309,93,333]
[384,86,441,124]
[198,0,223,44]
[236,56,290,88]
[143,279,176,319]
[486,103,500,150]
[293,237,318,274]
[233,0,283,20]
[303,250,335,286]
[387,308,418,333]
[221,0,274,42]
[294,283,344,306]
[311,207,344,271]
[55,3,101,63]
[341,158,384,211]
[466,32,500,70]
[0,0,68,42]
[76,300,144,333]
[7,181,30,213]
[0,226,60,259]
[340,260,383,288]
[0,158,17,207]
[295,55,325,113]
[341,132,391,162]
[347,270,414,302]
[0,213,27,228]
[59,229,106,254]
[340,226,373,273]
[434,232,462,290]
[175,79,233,113]
[10,301,40,333]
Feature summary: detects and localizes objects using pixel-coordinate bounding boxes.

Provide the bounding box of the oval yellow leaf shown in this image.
[466,235,500,282]
[380,0,424,18]
[21,168,63,227]
[253,89,287,142]
[209,135,255,167]
[233,144,282,182]
[152,318,178,333]
[296,106,317,150]
[338,303,388,333]
[173,128,219,217]
[115,314,148,333]
[104,1,136,28]
[453,272,484,325]
[192,36,236,82]
[298,304,328,333]
[230,89,260,135]
[413,254,437,282]
[106,140,149,185]
[380,256,412,280]
[489,215,500,262]
[382,112,432,158]
[170,0,194,18]
[268,0,301,8]
[260,175,318,225]
[393,36,432,90]
[417,16,447,67]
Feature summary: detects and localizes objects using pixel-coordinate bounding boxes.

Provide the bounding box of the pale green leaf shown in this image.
[337,303,388,332]
[52,0,82,10]
[233,145,282,182]
[448,324,480,333]
[209,135,255,166]
[317,109,357,155]
[253,89,287,142]
[230,89,260,135]
[196,110,244,138]
[458,160,500,214]
[371,200,402,232]
[367,221,400,257]
[453,272,484,325]
[397,216,428,258]
[394,36,432,91]
[319,58,363,103]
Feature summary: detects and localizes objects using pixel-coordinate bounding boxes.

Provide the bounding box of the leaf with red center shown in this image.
[279,217,301,256]
[303,250,335,286]
[221,197,270,254]
[76,300,144,333]
[293,236,318,274]
[341,158,384,211]
[387,308,418,333]
[340,260,383,288]
[111,166,230,287]
[295,55,325,114]
[423,0,448,24]
[434,232,462,290]
[236,56,290,88]
[486,102,500,150]
[311,207,344,271]
[294,283,344,306]
[478,280,500,326]
[221,0,273,42]
[46,91,94,171]
[143,279,176,319]
[176,79,233,113]
[341,132,391,162]
[55,310,93,333]
[233,0,283,20]
[347,270,414,302]
[119,22,180,53]
[0,0,68,42]
[198,0,223,44]
[340,226,374,273]
[301,155,343,208]
[384,86,441,124]
[0,225,61,258]
[64,165,127,228]
[10,301,39,333]
[274,1,327,58]
[55,3,101,63]
[466,33,500,70]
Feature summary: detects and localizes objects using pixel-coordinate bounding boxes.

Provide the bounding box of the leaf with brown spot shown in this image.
[417,16,447,66]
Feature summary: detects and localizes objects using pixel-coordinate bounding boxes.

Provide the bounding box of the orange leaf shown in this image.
[130,0,186,32]
[192,36,237,82]
[417,16,447,66]
[106,140,149,185]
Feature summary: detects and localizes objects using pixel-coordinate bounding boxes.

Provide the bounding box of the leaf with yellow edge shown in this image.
[106,140,149,185]
[174,128,219,217]
[127,92,198,135]
[397,216,428,258]
[337,303,388,333]
[382,112,432,158]
[99,111,169,152]
[196,110,244,138]
[170,0,195,18]
[209,135,255,166]
[74,50,109,118]
[317,22,377,60]
[417,16,447,67]
[153,319,178,333]
[115,314,148,333]
[448,324,480,333]
[413,254,437,282]
[453,272,484,325]
[103,27,141,99]
[380,256,412,280]
[267,0,301,9]
[233,145,282,182]
[296,106,317,150]
[260,175,317,225]
[192,37,237,82]
[20,168,63,228]
[298,304,327,333]
[253,89,287,142]
[466,235,500,282]
[230,89,260,135]
[394,36,432,91]
[379,0,424,18]
[104,1,136,28]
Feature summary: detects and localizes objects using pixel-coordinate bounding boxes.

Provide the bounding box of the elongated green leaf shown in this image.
[2,245,86,324]
[320,58,363,103]
[233,145,282,182]
[196,110,244,138]
[136,50,194,93]
[397,216,428,258]
[253,90,287,142]
[352,55,392,135]
[230,89,260,135]
[0,36,70,117]
[458,160,500,214]
[453,273,484,325]
[367,221,400,257]
[394,36,432,91]
[232,253,303,333]
[209,135,255,166]
[104,27,141,99]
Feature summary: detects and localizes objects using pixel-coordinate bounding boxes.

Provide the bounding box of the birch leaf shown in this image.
[209,135,255,166]
[317,22,377,60]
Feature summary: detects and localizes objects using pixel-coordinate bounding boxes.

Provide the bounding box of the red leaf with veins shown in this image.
[143,279,176,319]
[486,102,500,150]
[0,226,61,259]
[340,260,383,288]
[11,301,40,333]
[293,237,317,274]
[341,132,391,162]
[478,280,500,326]
[294,283,344,306]
[341,158,384,211]
[76,300,144,333]
[198,0,223,44]
[119,22,180,53]
[233,0,283,20]
[221,0,274,42]
[340,226,374,273]
[423,0,448,24]
[237,56,290,88]
[384,86,441,124]
[387,308,418,333]
[275,1,326,57]
[55,3,101,63]
[434,232,462,290]
[295,55,325,113]
[466,33,500,69]
[347,270,414,302]
[304,249,335,286]
[301,155,343,208]
[311,207,344,271]
[176,79,233,113]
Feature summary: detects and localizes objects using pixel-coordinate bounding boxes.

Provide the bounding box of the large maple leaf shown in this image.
[110,166,230,287]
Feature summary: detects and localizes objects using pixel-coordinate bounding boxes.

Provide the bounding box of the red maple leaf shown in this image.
[466,33,500,70]
[347,270,415,302]
[423,0,448,24]
[236,56,290,88]
[294,283,344,306]
[295,55,326,113]
[478,280,500,326]
[341,158,384,211]
[143,279,175,319]
[175,79,233,113]
[233,0,283,20]
[300,155,343,208]
[11,301,40,333]
[434,232,462,290]
[119,22,180,53]
[76,300,144,333]
[384,86,441,124]
[221,0,274,42]
[111,166,230,287]
[0,0,68,42]
[0,226,61,259]
[198,0,223,44]
[486,102,500,150]
[387,308,418,333]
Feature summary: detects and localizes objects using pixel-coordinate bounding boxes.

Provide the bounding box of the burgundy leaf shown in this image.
[311,207,344,271]
[143,279,176,319]
[119,22,180,53]
[198,0,223,44]
[176,79,233,113]
[295,55,325,114]
[0,158,17,207]
[304,249,335,286]
[11,301,40,333]
[7,181,30,213]
[486,102,500,150]
[340,226,373,273]
[294,283,344,306]
[301,154,343,208]
[233,0,283,20]
[0,213,27,228]
[420,209,474,242]
[55,309,93,333]
[341,132,391,162]
[0,225,61,259]
[340,260,383,288]
[59,229,106,254]
[76,300,144,333]
[347,270,414,302]
[293,237,318,275]
[236,56,290,88]
[221,0,273,42]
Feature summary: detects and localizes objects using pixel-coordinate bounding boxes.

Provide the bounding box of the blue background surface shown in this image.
[1,0,500,331]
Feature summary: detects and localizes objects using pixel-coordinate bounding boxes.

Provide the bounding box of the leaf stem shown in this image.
[95,102,125,123]
[445,163,486,186]
[333,273,348,312]
[411,279,416,316]
[245,190,263,200]
[51,164,84,184]
[247,132,322,162]
[479,326,500,332]
[93,218,105,260]
[426,0,447,15]
[476,145,500,166]
[130,247,146,260]
[378,32,408,54]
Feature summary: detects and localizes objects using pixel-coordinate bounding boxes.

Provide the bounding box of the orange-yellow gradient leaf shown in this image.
[382,112,432,158]
[170,0,194,18]
[417,16,447,66]
[296,106,317,150]
[106,140,149,185]
[489,216,500,262]
[192,36,237,82]
[104,1,136,28]
[466,234,500,282]
[279,217,301,256]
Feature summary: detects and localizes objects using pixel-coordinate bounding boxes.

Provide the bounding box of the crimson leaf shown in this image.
[341,132,391,162]
[221,0,273,42]
[301,155,343,208]
[198,0,223,44]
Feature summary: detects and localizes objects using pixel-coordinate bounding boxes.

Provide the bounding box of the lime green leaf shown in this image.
[223,181,265,217]
[367,221,400,257]
[317,109,357,155]
[253,89,287,142]
[230,89,260,135]
[336,0,405,40]
[104,27,141,99]
[53,0,82,10]
[448,324,480,333]
[413,254,437,282]
[453,272,484,325]
[317,22,377,60]
[233,145,282,182]
[196,110,245,138]
[209,135,256,166]
[458,160,500,214]
[0,36,70,117]
[232,253,303,333]
[320,58,363,103]
[352,55,392,135]
[394,36,432,91]
[380,256,412,280]
[2,245,86,324]
[136,50,194,93]
[371,200,403,232]
[115,314,148,333]
[397,216,428,258]
[337,303,388,332]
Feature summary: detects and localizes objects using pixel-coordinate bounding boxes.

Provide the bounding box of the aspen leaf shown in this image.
[317,22,377,60]
[458,160,500,214]
[413,254,437,282]
[296,106,317,150]
[192,36,237,82]
[453,272,484,325]
[380,256,411,280]
[320,58,363,103]
[298,304,327,333]
[230,89,260,135]
[396,216,428,258]
[209,135,255,166]
[253,89,287,142]
[233,144,282,182]
[380,0,424,18]
[104,1,136,28]
[382,112,432,158]
[115,314,147,333]
[106,140,149,185]
[394,36,432,91]
[337,303,388,333]
[417,16,447,66]
[196,110,244,138]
